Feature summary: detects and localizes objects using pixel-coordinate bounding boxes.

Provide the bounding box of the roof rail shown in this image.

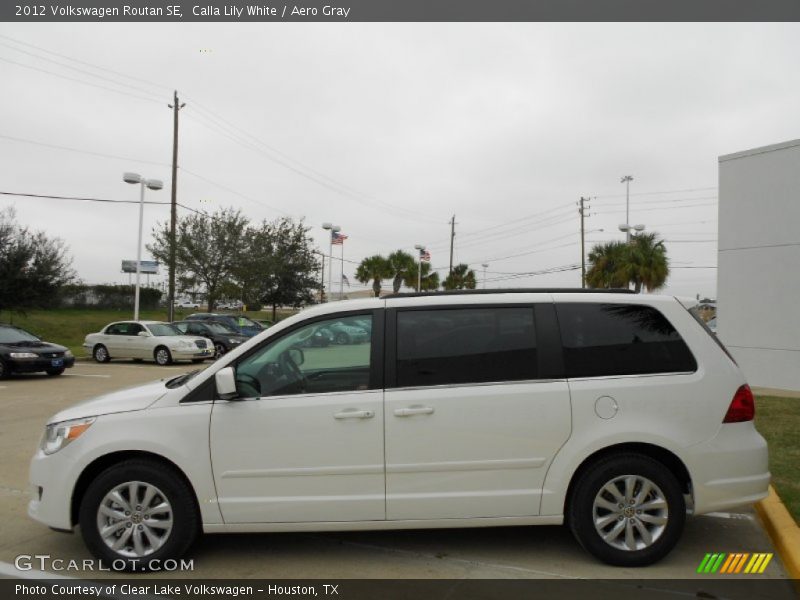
[384,288,636,299]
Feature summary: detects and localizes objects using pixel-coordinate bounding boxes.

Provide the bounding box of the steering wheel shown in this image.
[279,350,307,393]
[235,373,261,398]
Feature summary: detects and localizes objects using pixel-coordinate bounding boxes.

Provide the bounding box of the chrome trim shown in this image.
[386,378,567,393]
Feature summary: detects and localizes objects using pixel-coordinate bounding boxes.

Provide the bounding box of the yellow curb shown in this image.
[755,485,800,580]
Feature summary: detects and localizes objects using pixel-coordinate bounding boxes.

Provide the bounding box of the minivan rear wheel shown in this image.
[79,459,198,571]
[568,453,685,566]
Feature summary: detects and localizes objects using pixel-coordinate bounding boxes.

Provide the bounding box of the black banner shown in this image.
[4,579,800,600]
[4,0,800,23]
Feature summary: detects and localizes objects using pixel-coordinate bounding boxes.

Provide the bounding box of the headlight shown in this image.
[41,417,95,455]
[10,352,38,359]
[176,340,193,349]
[64,350,74,358]
[229,338,241,344]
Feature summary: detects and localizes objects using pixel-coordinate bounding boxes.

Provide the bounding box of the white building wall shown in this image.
[718,139,800,391]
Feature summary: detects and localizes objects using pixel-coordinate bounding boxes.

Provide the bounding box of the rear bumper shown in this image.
[685,422,770,514]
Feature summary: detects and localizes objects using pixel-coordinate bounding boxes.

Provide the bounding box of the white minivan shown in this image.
[29,290,769,570]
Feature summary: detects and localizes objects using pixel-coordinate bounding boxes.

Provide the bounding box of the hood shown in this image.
[47,379,168,424]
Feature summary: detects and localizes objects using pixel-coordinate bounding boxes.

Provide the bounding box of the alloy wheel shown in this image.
[592,474,668,551]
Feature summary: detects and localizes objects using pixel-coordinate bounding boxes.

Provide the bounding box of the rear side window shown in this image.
[396,307,537,387]
[556,303,696,378]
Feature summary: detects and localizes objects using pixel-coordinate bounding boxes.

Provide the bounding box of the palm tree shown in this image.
[403,261,440,291]
[443,263,477,290]
[387,250,416,293]
[586,241,629,289]
[355,255,391,297]
[627,233,669,293]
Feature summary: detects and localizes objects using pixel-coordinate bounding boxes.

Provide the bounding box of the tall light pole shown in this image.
[618,223,645,241]
[322,223,340,301]
[414,244,425,292]
[481,263,488,288]
[124,172,163,321]
[621,175,634,242]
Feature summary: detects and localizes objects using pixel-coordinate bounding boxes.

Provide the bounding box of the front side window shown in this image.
[235,314,373,398]
[556,303,697,378]
[396,307,537,388]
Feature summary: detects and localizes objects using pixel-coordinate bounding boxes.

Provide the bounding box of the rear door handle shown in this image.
[394,406,435,417]
[334,409,374,420]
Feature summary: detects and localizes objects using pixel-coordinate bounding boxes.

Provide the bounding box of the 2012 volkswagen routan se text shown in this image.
[28,290,769,570]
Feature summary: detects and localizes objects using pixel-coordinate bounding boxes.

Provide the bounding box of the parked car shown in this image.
[172,320,249,359]
[317,320,370,345]
[186,313,264,337]
[83,321,213,365]
[0,324,75,378]
[217,301,244,310]
[174,300,200,309]
[31,290,768,570]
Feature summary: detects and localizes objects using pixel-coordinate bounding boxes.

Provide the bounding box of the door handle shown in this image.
[394,406,435,417]
[333,409,374,420]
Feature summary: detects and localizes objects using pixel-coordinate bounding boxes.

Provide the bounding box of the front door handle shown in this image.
[394,406,435,417]
[334,409,374,420]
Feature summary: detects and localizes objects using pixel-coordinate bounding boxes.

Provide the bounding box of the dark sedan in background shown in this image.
[0,324,75,378]
[172,320,249,359]
[185,313,265,337]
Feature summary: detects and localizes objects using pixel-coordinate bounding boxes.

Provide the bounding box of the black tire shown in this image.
[46,368,65,376]
[154,346,172,366]
[335,332,350,345]
[214,343,227,360]
[93,344,110,363]
[79,459,198,572]
[568,453,685,567]
[0,359,8,379]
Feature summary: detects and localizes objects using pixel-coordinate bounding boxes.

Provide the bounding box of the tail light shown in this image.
[723,384,755,423]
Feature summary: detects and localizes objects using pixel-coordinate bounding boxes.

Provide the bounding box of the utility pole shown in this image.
[579,197,590,288]
[167,91,185,322]
[448,215,456,276]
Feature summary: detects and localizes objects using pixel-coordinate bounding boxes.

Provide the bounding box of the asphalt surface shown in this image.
[0,361,790,583]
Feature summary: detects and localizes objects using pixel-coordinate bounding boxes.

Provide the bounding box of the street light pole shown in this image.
[124,172,162,321]
[414,244,424,292]
[322,223,340,301]
[621,175,634,242]
[481,263,488,288]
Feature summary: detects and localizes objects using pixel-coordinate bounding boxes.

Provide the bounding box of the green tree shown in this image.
[586,241,629,289]
[148,207,248,311]
[443,263,477,290]
[238,218,320,320]
[626,233,669,293]
[387,250,416,293]
[0,208,75,313]
[403,261,440,291]
[355,255,391,297]
[586,234,669,292]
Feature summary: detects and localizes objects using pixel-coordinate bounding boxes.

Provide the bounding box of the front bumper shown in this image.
[28,447,77,531]
[170,346,214,360]
[7,356,75,373]
[685,421,770,514]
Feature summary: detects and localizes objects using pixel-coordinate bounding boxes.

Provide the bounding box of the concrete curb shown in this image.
[755,485,800,579]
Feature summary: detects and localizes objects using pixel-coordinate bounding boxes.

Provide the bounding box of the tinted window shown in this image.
[396,307,537,387]
[556,303,696,378]
[235,314,372,398]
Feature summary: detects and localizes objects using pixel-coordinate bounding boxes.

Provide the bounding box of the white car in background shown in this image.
[83,321,213,365]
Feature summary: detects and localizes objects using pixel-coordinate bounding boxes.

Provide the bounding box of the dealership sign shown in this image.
[121,260,159,274]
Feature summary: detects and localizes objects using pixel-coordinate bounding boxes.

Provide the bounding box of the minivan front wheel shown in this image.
[79,459,198,571]
[568,454,685,567]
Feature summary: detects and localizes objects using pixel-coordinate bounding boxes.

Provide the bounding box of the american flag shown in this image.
[419,248,431,262]
[332,231,348,245]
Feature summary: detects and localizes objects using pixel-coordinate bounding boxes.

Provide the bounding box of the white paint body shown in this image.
[31,293,768,536]
[83,320,213,363]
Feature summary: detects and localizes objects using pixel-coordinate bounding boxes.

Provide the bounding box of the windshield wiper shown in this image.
[165,370,199,388]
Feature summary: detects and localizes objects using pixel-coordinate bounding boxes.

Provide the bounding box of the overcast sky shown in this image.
[2,22,799,298]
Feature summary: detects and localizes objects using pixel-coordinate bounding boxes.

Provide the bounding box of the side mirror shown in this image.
[215,367,239,400]
[288,347,305,366]
[137,331,151,337]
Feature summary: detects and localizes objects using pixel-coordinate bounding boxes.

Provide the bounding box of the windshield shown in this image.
[147,323,182,337]
[207,322,236,334]
[0,326,39,343]
[233,316,261,329]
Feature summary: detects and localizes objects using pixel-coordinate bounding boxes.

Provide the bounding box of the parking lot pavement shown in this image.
[0,363,789,582]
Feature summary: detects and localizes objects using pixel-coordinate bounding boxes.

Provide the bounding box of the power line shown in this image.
[593,186,718,199]
[0,190,169,205]
[0,133,171,167]
[0,56,163,105]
